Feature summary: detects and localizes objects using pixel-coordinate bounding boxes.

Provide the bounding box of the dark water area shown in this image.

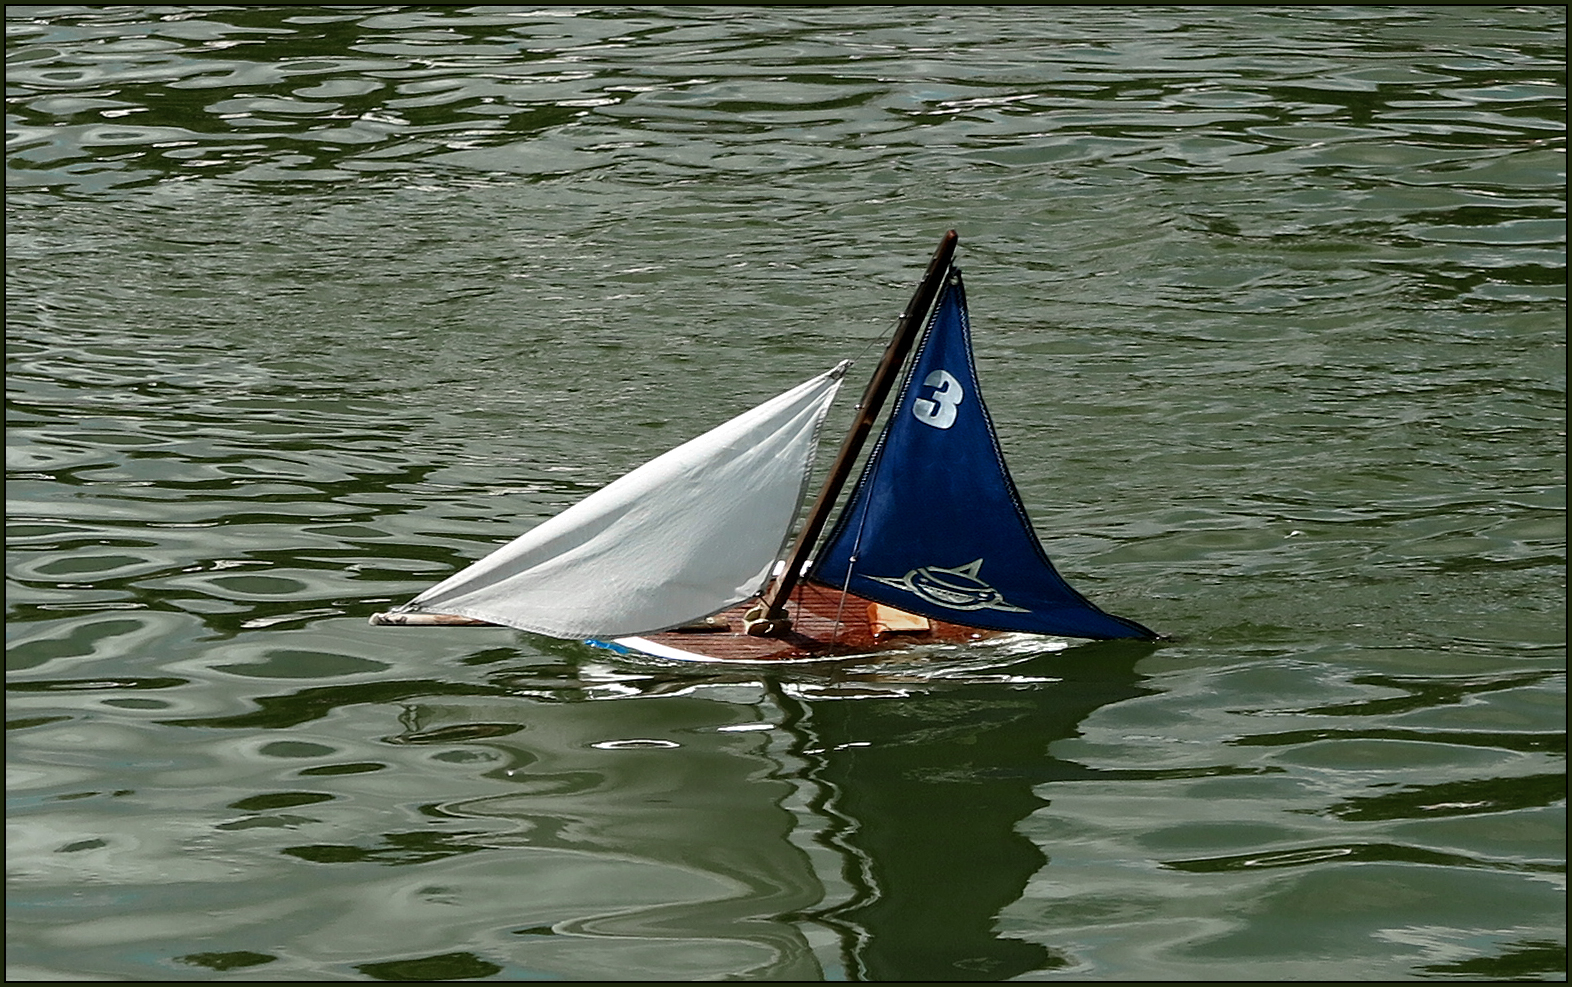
[6,5,1565,981]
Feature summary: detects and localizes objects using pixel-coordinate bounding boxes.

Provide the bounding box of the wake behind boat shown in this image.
[371,232,1158,661]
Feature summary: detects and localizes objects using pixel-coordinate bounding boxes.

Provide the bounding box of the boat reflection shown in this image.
[777,641,1155,980]
[394,638,1153,980]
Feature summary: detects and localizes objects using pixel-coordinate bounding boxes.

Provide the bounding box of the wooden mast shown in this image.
[745,229,958,635]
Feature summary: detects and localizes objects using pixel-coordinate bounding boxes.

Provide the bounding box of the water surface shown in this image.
[6,5,1565,981]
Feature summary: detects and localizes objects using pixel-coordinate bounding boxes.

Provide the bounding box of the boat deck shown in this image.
[604,583,994,663]
[372,583,997,663]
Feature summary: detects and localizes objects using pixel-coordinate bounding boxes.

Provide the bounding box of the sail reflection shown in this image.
[780,642,1154,980]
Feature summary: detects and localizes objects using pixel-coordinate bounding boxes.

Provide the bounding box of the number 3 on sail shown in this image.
[371,231,1160,660]
[913,370,963,429]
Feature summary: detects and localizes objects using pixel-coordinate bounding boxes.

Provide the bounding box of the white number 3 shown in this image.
[912,369,963,429]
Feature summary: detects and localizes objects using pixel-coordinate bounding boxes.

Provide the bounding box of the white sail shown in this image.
[396,363,850,637]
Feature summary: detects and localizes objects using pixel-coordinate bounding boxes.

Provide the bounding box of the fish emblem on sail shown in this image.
[868,558,1028,613]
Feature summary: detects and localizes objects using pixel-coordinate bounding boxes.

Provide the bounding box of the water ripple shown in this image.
[6,5,1564,982]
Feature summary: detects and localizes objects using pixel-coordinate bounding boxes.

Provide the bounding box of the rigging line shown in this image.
[829,462,876,644]
[850,324,889,363]
[825,294,918,641]
[851,281,913,357]
[830,577,850,644]
[833,278,914,410]
[844,312,903,400]
[829,275,941,641]
[822,317,900,644]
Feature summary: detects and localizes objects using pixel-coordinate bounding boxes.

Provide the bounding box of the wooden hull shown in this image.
[372,584,1000,663]
[590,584,997,663]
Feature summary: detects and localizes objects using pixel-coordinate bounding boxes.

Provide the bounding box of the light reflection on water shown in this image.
[6,5,1565,982]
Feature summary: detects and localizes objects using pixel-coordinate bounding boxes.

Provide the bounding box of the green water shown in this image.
[6,5,1565,981]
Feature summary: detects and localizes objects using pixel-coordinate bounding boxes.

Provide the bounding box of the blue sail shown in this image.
[810,271,1157,641]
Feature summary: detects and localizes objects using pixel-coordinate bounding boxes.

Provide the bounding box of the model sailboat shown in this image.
[371,232,1158,660]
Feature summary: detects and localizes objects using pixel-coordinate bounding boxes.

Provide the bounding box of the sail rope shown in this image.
[829,565,853,643]
[823,309,908,644]
[828,445,882,643]
[784,287,932,643]
[847,296,906,364]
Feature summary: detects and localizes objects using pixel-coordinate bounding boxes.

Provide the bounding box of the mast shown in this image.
[745,230,958,635]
